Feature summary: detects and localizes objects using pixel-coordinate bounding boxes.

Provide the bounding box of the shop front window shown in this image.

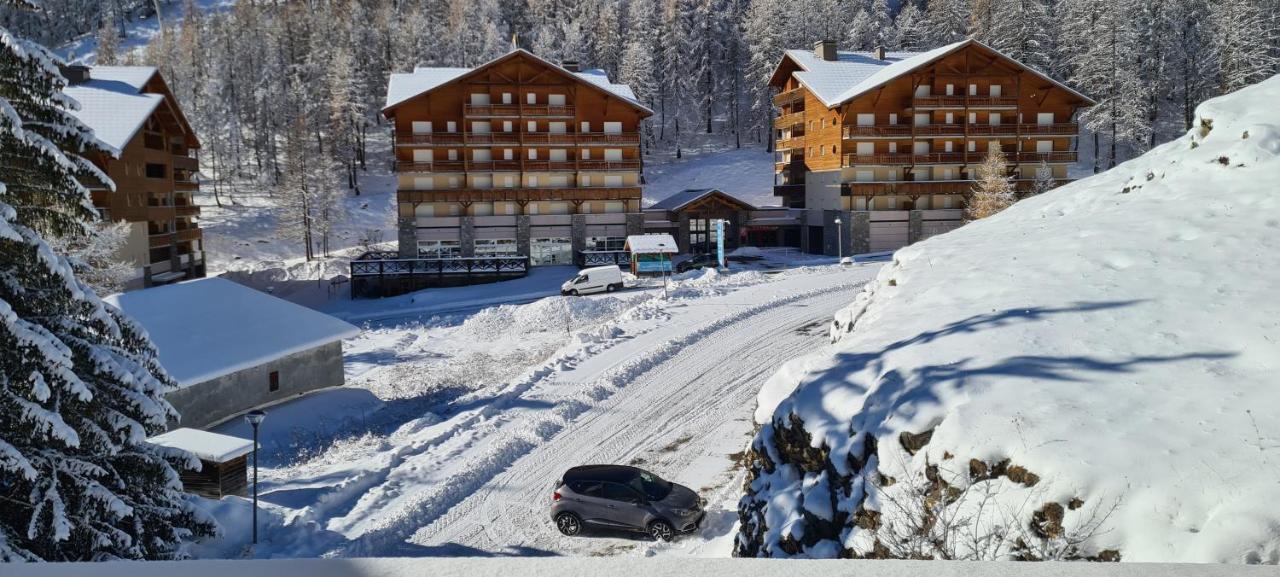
[531,237,573,265]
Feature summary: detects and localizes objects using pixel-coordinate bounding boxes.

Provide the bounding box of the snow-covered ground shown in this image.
[739,76,1280,563]
[182,254,880,559]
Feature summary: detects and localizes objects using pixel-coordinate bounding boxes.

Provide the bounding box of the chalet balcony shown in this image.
[773,111,805,129]
[464,104,574,117]
[396,132,641,147]
[465,160,523,172]
[148,233,174,248]
[772,88,805,107]
[464,133,522,145]
[578,160,641,171]
[575,132,641,145]
[841,178,1073,196]
[776,135,806,150]
[521,133,579,145]
[146,206,176,221]
[175,228,202,243]
[172,154,199,171]
[395,160,467,173]
[395,133,466,146]
[844,151,1077,166]
[842,123,1080,139]
[397,186,642,203]
[175,205,201,217]
[522,160,580,172]
[911,95,1019,109]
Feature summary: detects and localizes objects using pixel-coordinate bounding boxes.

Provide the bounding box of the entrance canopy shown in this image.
[625,234,679,254]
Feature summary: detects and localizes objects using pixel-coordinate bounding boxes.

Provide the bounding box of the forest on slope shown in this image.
[2,0,1276,232]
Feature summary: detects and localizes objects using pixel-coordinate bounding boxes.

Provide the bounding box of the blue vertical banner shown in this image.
[716,220,725,269]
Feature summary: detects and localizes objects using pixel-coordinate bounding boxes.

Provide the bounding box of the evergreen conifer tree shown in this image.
[0,5,217,561]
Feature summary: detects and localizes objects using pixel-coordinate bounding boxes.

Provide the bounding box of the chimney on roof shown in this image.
[814,40,838,62]
[562,60,580,72]
[874,46,886,60]
[59,64,91,85]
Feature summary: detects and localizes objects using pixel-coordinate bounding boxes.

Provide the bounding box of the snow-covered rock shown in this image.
[736,75,1280,563]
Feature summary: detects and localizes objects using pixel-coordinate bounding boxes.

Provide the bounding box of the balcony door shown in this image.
[604,122,623,134]
[1037,113,1054,125]
[472,121,491,134]
[549,122,567,134]
[474,149,492,162]
[470,93,490,105]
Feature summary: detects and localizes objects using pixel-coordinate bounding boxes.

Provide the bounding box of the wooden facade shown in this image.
[384,50,652,261]
[77,67,206,288]
[770,40,1094,211]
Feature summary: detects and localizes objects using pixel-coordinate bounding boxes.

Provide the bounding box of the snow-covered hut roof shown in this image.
[105,278,361,387]
[647,188,757,212]
[383,49,652,115]
[625,234,679,254]
[148,428,254,463]
[63,67,165,156]
[776,39,1095,109]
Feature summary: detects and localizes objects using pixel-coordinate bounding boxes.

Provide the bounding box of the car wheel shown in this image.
[569,289,579,296]
[605,284,616,293]
[555,512,582,536]
[648,520,675,542]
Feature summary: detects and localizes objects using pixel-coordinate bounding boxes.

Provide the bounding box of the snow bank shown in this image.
[738,75,1280,563]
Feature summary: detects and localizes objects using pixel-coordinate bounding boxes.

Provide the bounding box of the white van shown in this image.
[561,265,624,296]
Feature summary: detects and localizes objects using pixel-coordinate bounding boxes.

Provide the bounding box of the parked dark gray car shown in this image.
[551,465,704,541]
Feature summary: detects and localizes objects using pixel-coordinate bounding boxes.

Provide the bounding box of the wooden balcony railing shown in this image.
[841,178,1073,196]
[776,135,806,150]
[172,154,199,171]
[465,160,523,172]
[843,123,1081,139]
[397,186,642,203]
[772,88,805,106]
[773,111,805,129]
[397,132,641,147]
[521,133,579,145]
[522,161,580,172]
[578,160,641,171]
[175,205,201,217]
[395,160,466,172]
[844,151,1077,166]
[175,228,202,243]
[912,95,1019,109]
[464,104,574,117]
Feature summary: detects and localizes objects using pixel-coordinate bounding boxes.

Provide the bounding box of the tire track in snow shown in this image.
[406,284,861,555]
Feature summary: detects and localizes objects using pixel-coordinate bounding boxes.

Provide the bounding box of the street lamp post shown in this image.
[834,217,843,261]
[244,409,267,545]
[656,242,669,298]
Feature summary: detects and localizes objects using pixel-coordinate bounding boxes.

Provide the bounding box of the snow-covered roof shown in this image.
[148,427,254,462]
[88,65,158,91]
[105,278,361,387]
[63,66,164,156]
[574,68,638,101]
[383,49,652,115]
[779,39,1094,109]
[647,188,757,212]
[385,67,471,110]
[625,234,679,254]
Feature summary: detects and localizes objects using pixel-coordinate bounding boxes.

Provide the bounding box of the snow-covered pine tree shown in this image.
[95,23,119,65]
[1031,160,1058,195]
[0,11,217,561]
[966,147,1016,220]
[45,221,135,296]
[985,0,1053,72]
[924,0,970,46]
[1068,0,1149,169]
[895,1,928,51]
[1210,0,1278,93]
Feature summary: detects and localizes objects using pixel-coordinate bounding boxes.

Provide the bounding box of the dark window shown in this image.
[269,371,280,392]
[145,163,167,179]
[143,133,165,150]
[601,482,643,504]
[569,481,602,497]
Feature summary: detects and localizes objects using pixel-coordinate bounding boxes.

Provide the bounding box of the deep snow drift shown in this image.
[737,76,1280,563]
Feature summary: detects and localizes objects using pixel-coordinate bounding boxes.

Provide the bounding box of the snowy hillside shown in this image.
[737,75,1280,563]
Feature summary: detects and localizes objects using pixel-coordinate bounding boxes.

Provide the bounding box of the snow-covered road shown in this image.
[200,260,878,559]
[408,282,853,556]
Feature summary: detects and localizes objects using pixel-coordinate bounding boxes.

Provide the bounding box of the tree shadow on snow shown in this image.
[816,300,1238,433]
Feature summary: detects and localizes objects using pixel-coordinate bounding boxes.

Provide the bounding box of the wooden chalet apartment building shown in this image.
[382,49,651,267]
[770,38,1094,254]
[63,65,206,289]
